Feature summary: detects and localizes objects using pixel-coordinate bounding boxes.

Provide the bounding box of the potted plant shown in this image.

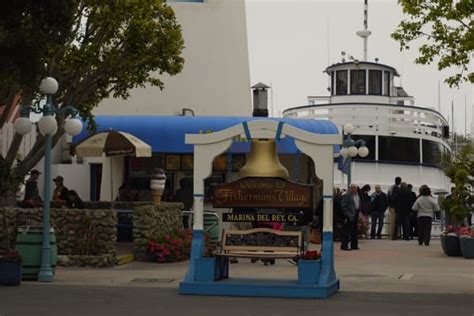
[297,250,322,284]
[0,208,21,285]
[0,250,22,286]
[440,226,463,256]
[459,226,474,259]
[441,145,473,256]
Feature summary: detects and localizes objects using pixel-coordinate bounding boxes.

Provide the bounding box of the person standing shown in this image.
[412,185,439,246]
[393,182,412,240]
[370,185,388,239]
[340,184,360,251]
[53,175,69,203]
[407,184,418,239]
[387,177,401,238]
[22,169,43,208]
[65,190,85,209]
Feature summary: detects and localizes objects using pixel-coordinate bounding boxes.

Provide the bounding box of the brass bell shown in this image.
[239,139,289,178]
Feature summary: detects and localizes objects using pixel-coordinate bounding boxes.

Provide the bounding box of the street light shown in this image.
[339,123,369,191]
[14,77,82,282]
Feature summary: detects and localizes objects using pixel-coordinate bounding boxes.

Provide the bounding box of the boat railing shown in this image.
[284,103,448,138]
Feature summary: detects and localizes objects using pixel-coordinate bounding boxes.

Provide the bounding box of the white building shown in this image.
[94,0,251,117]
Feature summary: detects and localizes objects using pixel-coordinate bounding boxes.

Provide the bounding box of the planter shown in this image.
[298,259,322,284]
[459,236,474,259]
[0,260,22,286]
[15,226,58,280]
[440,235,462,257]
[194,256,229,282]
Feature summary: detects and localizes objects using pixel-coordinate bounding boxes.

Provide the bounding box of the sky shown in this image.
[245,0,473,137]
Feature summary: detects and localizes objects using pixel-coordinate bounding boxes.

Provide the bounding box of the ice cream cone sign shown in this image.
[150,168,166,206]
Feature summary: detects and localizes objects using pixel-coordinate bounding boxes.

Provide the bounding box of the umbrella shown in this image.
[73,131,152,203]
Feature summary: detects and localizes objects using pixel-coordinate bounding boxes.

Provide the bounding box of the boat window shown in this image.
[350,70,366,94]
[330,71,334,95]
[383,71,390,96]
[369,70,382,95]
[422,140,443,167]
[378,136,420,164]
[336,70,348,95]
[351,135,376,161]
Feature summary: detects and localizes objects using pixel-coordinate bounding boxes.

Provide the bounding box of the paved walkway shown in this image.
[44,238,474,294]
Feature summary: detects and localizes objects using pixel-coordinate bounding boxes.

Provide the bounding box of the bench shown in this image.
[218,228,303,259]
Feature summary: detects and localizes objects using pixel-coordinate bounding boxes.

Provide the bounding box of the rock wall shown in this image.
[0,208,117,259]
[133,202,183,261]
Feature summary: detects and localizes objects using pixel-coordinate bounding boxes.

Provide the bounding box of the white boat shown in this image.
[282,2,451,195]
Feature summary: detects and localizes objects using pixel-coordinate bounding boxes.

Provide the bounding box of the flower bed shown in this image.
[147,228,192,263]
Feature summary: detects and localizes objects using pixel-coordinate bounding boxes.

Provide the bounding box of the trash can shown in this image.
[15,226,57,280]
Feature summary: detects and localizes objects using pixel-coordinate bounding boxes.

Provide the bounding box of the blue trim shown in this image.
[193,194,204,198]
[179,279,339,298]
[184,229,204,282]
[242,121,251,140]
[275,121,284,141]
[322,195,333,199]
[319,231,336,285]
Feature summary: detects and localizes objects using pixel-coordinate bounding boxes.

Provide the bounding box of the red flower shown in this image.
[303,250,321,260]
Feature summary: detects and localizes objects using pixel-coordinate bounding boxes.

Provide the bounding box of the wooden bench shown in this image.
[218,228,303,259]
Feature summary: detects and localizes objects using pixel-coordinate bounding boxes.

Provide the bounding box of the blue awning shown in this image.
[73,116,340,154]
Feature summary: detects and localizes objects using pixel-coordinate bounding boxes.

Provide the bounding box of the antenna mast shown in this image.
[356,0,371,61]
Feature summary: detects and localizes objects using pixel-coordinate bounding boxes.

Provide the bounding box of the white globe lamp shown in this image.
[15,117,32,135]
[64,118,83,136]
[39,77,59,95]
[38,115,58,135]
[348,146,358,157]
[340,148,348,158]
[343,123,355,135]
[358,146,369,158]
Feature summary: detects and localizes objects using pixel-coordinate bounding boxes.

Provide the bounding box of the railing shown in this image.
[284,103,449,140]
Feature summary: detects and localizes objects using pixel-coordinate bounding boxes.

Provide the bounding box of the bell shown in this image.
[239,139,289,178]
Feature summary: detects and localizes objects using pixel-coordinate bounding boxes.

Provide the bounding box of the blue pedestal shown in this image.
[298,259,322,284]
[194,257,229,282]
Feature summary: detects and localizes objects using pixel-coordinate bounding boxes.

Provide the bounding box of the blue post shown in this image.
[346,156,352,191]
[38,98,53,282]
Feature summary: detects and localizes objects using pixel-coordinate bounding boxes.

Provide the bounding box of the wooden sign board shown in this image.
[212,177,312,209]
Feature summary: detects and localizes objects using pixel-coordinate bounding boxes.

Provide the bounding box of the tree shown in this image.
[0,0,184,200]
[442,144,474,226]
[391,0,473,87]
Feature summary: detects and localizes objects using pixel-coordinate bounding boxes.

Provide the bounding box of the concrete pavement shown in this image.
[1,238,473,316]
[36,238,474,294]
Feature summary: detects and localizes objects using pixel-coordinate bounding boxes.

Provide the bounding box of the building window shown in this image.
[378,136,420,164]
[383,71,390,96]
[336,70,348,95]
[350,70,366,94]
[369,70,382,95]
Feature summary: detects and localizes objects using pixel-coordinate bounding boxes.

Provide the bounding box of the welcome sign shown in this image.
[212,177,313,209]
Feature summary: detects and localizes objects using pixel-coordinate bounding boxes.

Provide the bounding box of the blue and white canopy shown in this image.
[73,116,340,154]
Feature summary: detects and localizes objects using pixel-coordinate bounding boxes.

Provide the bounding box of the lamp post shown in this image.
[15,77,82,282]
[339,123,369,191]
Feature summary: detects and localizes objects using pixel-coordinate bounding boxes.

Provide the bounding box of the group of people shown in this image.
[336,177,441,251]
[21,169,84,209]
[387,177,439,246]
